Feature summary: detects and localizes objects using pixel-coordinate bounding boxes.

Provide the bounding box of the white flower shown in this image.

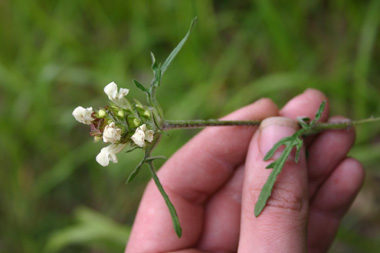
[72,106,94,125]
[96,143,127,167]
[131,124,154,147]
[104,82,129,103]
[102,122,122,143]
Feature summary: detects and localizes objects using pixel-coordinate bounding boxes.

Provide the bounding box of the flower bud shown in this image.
[143,110,151,118]
[133,119,140,127]
[94,136,102,142]
[98,109,106,118]
[117,110,124,117]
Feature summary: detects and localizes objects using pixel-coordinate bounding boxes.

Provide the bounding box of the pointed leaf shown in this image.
[145,156,167,162]
[150,52,158,72]
[310,101,326,126]
[126,157,145,184]
[294,138,303,163]
[297,117,311,129]
[133,80,149,93]
[265,161,276,169]
[124,146,139,154]
[161,17,198,75]
[148,162,182,237]
[263,136,293,160]
[255,146,293,216]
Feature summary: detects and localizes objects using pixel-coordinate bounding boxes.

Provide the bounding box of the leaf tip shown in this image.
[175,226,183,238]
[254,203,263,217]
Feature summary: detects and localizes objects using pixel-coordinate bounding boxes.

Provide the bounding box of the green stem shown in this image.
[162,119,261,130]
[162,117,380,132]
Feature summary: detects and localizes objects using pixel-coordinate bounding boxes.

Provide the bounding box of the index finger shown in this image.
[126,98,278,252]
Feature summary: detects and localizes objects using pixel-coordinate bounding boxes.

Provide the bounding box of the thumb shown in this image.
[239,117,309,253]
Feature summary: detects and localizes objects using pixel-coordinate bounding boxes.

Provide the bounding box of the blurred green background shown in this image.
[1,0,380,252]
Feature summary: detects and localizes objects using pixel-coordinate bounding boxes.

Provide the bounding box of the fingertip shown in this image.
[249,97,279,119]
[338,157,365,194]
[256,97,279,112]
[221,98,279,122]
[303,88,327,100]
[307,157,365,252]
[280,88,329,122]
[311,157,365,214]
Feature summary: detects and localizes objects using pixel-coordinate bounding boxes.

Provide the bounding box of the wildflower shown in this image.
[102,122,122,143]
[131,124,154,147]
[96,143,127,167]
[104,82,130,109]
[72,106,94,125]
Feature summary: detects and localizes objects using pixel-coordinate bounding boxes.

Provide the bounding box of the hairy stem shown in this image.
[162,117,380,132]
[162,119,261,130]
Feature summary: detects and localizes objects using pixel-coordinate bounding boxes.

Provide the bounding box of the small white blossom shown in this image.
[72,106,94,125]
[131,124,154,147]
[96,144,127,167]
[102,122,122,143]
[104,82,129,109]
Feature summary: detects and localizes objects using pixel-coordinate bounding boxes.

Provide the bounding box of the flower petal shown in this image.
[72,106,94,125]
[118,88,129,99]
[145,130,154,142]
[131,128,145,147]
[95,144,127,167]
[96,147,110,167]
[104,82,118,100]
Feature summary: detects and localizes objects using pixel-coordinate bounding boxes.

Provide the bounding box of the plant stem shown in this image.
[162,117,380,132]
[162,119,261,130]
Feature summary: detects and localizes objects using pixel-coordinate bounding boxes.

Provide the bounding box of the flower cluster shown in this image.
[72,82,157,166]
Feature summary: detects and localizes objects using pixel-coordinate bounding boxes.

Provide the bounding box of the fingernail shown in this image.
[259,117,299,155]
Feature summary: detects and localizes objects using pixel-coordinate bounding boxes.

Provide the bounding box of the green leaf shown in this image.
[161,17,198,76]
[150,52,159,76]
[263,136,293,161]
[133,80,149,93]
[148,162,182,237]
[124,146,139,154]
[294,138,303,163]
[310,101,326,127]
[145,156,167,162]
[150,52,157,69]
[256,102,328,216]
[255,140,294,216]
[297,116,310,129]
[125,157,145,184]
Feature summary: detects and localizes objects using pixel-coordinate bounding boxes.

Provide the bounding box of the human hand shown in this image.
[126,89,364,253]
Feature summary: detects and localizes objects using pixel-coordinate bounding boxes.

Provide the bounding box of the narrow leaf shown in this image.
[124,146,139,154]
[294,138,303,163]
[126,157,145,184]
[148,162,182,237]
[150,52,158,71]
[161,17,198,75]
[255,146,293,216]
[263,136,293,160]
[297,117,310,129]
[145,156,167,162]
[133,80,149,93]
[310,101,326,126]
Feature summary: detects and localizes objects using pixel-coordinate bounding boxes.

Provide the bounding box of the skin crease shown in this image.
[125,89,364,253]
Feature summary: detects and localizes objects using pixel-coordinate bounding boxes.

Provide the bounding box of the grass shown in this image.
[0,0,379,252]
